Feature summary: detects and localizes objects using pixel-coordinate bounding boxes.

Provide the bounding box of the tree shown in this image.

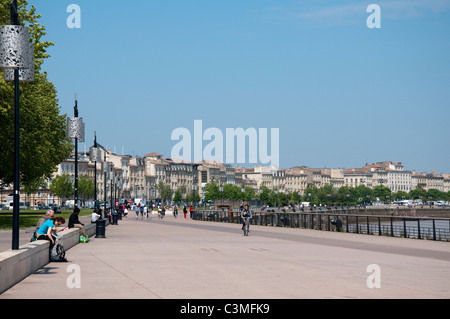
[426,189,445,201]
[303,184,319,204]
[157,181,173,203]
[277,192,289,206]
[241,186,255,203]
[337,186,356,204]
[410,187,427,200]
[186,189,200,204]
[204,182,220,202]
[173,190,182,203]
[393,191,409,201]
[0,0,73,189]
[22,176,46,195]
[355,185,373,204]
[316,184,335,205]
[259,186,270,204]
[178,184,187,199]
[78,176,94,205]
[22,176,46,206]
[290,191,301,204]
[49,174,73,205]
[223,184,240,201]
[373,185,392,201]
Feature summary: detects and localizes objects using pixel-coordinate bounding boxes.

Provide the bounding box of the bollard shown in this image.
[112,214,119,225]
[95,219,106,238]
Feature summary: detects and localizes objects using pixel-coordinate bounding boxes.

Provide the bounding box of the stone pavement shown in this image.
[1,213,449,300]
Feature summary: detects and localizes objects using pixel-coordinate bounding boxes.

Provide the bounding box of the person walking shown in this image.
[135,203,140,219]
[139,204,144,220]
[183,205,187,219]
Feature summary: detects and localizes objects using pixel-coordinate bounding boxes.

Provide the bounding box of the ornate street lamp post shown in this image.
[102,152,111,219]
[1,1,35,250]
[67,95,85,209]
[89,133,101,209]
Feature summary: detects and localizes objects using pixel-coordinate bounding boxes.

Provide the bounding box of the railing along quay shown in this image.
[191,209,450,241]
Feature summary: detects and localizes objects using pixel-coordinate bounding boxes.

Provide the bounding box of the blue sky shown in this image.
[32,0,450,173]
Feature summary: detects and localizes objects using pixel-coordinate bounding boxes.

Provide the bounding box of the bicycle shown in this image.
[242,217,250,236]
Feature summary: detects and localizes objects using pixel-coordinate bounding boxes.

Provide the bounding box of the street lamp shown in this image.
[89,132,101,209]
[1,2,35,250]
[275,190,279,209]
[219,186,224,206]
[67,95,85,209]
[191,185,197,207]
[110,172,115,214]
[102,154,111,219]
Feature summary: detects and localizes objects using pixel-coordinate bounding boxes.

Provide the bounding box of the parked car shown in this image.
[7,201,27,210]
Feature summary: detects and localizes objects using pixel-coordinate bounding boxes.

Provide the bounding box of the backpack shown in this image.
[79,235,88,243]
[50,236,67,262]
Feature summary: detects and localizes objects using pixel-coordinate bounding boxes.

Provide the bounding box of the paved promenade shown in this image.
[1,214,449,299]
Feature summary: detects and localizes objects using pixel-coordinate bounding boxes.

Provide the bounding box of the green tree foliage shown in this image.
[241,186,255,202]
[185,191,200,204]
[203,182,220,202]
[355,185,373,203]
[78,175,94,202]
[173,190,182,203]
[49,174,74,204]
[222,184,240,201]
[373,185,392,200]
[259,186,271,204]
[22,176,46,195]
[410,187,427,200]
[392,191,409,201]
[157,181,173,202]
[0,0,73,189]
[199,181,450,207]
[426,189,445,201]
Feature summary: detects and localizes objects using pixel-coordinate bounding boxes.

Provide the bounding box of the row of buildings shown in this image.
[2,145,449,206]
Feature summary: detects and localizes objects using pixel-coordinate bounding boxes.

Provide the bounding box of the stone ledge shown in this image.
[0,221,103,294]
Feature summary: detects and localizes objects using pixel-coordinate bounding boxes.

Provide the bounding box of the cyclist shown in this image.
[241,204,252,234]
[161,204,166,219]
[173,204,178,218]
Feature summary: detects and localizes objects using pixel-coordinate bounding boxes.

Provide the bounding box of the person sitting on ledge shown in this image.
[69,207,86,236]
[37,216,66,249]
[33,209,55,241]
[91,208,102,223]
